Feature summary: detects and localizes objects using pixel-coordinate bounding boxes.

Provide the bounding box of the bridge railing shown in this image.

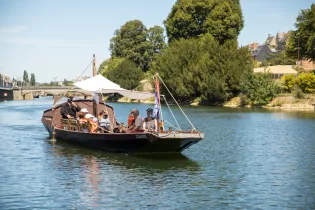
[13,86,80,90]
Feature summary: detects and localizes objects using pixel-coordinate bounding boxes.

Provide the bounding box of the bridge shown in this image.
[13,86,91,100]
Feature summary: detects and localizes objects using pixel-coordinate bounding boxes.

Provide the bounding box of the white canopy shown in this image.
[74,74,154,100]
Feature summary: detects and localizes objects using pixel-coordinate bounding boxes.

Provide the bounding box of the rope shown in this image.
[163,119,181,131]
[162,95,181,131]
[157,74,196,131]
[75,60,93,82]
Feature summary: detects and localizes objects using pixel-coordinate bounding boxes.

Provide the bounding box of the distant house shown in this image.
[254,65,297,79]
[0,74,13,87]
[246,42,260,54]
[276,31,291,52]
[248,31,290,62]
[252,44,277,62]
[265,34,277,48]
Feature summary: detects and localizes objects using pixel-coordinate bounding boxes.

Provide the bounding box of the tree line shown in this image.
[100,0,315,106]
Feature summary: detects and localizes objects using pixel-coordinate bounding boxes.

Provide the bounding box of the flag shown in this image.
[153,74,161,119]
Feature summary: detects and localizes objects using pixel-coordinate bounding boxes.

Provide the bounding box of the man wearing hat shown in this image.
[129,109,143,131]
[60,94,81,119]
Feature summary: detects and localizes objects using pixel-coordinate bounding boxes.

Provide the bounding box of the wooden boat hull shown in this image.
[41,99,204,153]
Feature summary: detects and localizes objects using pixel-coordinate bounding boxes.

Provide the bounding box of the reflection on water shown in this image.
[0,98,315,209]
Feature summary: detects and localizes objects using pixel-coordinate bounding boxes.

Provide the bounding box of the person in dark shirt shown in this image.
[60,94,81,119]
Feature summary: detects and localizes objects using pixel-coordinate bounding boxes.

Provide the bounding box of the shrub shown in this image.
[295,73,315,93]
[281,74,296,92]
[241,73,280,106]
[293,85,304,99]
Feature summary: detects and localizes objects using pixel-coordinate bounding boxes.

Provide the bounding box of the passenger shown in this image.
[129,109,143,131]
[85,114,98,133]
[143,108,158,132]
[98,110,104,122]
[60,94,81,119]
[127,111,135,129]
[78,112,89,133]
[99,111,111,131]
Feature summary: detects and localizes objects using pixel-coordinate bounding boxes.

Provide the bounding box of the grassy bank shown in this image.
[223,94,315,111]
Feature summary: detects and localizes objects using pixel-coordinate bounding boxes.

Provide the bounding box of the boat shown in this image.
[41,56,204,153]
[0,87,13,101]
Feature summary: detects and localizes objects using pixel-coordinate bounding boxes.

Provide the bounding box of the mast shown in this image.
[92,54,98,117]
[92,54,97,76]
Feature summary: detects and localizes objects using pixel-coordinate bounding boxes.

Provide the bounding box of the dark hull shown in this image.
[0,87,13,101]
[41,99,204,153]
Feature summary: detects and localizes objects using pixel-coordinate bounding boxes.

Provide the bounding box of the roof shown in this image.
[254,65,297,74]
[74,74,154,100]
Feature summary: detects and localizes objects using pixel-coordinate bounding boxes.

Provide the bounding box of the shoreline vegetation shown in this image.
[105,94,315,111]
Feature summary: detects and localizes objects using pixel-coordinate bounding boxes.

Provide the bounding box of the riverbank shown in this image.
[223,94,315,111]
[104,94,315,111]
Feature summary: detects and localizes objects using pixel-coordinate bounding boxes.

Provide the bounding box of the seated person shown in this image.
[78,112,89,133]
[143,108,158,132]
[98,110,104,122]
[127,111,135,129]
[99,111,111,131]
[128,109,143,131]
[60,94,81,119]
[85,113,98,133]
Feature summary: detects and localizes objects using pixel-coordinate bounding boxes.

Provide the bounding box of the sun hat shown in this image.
[85,114,94,118]
[80,108,89,113]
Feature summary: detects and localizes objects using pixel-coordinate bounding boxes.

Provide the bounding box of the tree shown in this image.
[286,4,315,61]
[261,52,296,67]
[103,58,144,90]
[240,73,280,106]
[30,73,36,86]
[152,34,253,104]
[23,70,29,86]
[109,20,166,72]
[164,0,244,44]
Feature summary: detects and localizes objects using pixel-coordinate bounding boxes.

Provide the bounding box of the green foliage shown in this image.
[63,79,73,86]
[281,74,295,92]
[109,20,166,72]
[30,73,36,86]
[152,34,253,104]
[100,58,124,76]
[295,72,315,93]
[164,0,244,44]
[23,70,29,85]
[286,4,315,61]
[240,73,280,106]
[292,85,304,99]
[262,52,296,67]
[103,58,144,90]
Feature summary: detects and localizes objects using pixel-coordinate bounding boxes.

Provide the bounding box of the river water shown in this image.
[0,98,315,209]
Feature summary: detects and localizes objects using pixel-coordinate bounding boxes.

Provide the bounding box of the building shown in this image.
[248,31,291,62]
[0,74,13,87]
[254,65,297,79]
[247,42,260,54]
[252,44,277,62]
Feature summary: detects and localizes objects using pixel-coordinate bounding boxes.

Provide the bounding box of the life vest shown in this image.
[128,116,135,127]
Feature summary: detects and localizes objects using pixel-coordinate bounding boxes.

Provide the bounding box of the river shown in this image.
[0,98,315,209]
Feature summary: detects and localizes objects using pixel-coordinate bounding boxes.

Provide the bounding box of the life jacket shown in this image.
[128,116,135,127]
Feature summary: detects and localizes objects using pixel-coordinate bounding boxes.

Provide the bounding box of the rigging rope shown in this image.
[157,74,196,131]
[75,60,93,82]
[162,95,181,131]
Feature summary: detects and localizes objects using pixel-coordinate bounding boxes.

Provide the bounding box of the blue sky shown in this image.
[0,0,314,82]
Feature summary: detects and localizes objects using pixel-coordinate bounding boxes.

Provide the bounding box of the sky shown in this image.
[0,0,314,83]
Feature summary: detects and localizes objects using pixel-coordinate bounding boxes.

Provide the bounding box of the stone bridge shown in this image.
[13,86,91,100]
